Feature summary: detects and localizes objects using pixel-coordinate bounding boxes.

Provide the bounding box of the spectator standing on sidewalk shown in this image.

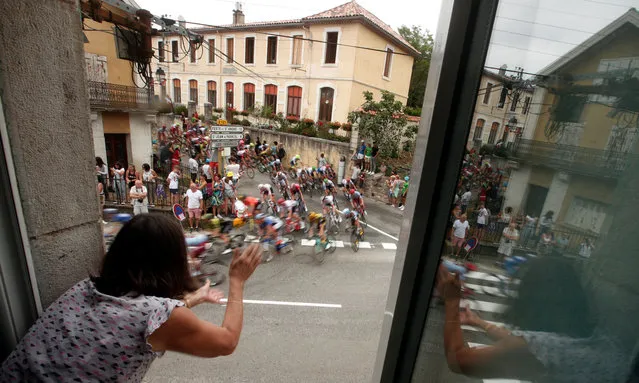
[370,142,379,174]
[185,183,204,231]
[357,140,366,169]
[318,152,328,168]
[141,163,158,207]
[399,176,410,211]
[277,143,286,162]
[188,155,199,182]
[452,214,470,258]
[460,188,472,213]
[364,142,373,174]
[130,180,148,215]
[96,157,109,200]
[0,214,262,382]
[497,221,519,261]
[167,166,181,206]
[386,175,397,206]
[126,165,139,204]
[112,162,126,204]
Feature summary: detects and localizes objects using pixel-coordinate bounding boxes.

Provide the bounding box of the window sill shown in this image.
[382,76,391,82]
[290,64,303,68]
[321,63,338,68]
[244,63,255,67]
[266,63,278,66]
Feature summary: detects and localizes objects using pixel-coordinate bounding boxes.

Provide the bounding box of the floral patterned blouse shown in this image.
[1,279,183,382]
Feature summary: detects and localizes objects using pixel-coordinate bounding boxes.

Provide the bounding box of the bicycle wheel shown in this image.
[257,163,267,173]
[359,212,368,228]
[230,233,246,248]
[328,218,340,235]
[246,167,255,179]
[311,238,326,264]
[289,168,297,179]
[350,230,359,252]
[326,235,337,254]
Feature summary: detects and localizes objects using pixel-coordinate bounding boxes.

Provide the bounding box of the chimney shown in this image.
[233,2,245,24]
[498,64,507,76]
[178,15,186,28]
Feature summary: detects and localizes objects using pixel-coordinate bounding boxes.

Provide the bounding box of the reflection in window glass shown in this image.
[416,1,639,382]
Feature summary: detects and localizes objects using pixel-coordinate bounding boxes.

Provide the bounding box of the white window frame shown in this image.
[241,81,257,111]
[243,34,256,66]
[171,40,179,62]
[321,28,341,67]
[289,32,305,67]
[265,34,279,66]
[315,83,337,122]
[482,82,494,105]
[172,78,182,104]
[207,37,217,65]
[382,44,395,80]
[285,81,305,117]
[224,35,235,66]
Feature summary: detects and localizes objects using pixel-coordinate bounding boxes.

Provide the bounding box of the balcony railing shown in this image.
[88,81,154,111]
[512,139,631,179]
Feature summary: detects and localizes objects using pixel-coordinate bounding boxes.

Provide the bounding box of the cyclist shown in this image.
[321,192,337,217]
[254,213,284,262]
[239,195,261,217]
[275,171,289,195]
[341,177,356,196]
[323,178,336,198]
[289,182,306,212]
[297,167,310,183]
[350,189,366,215]
[342,208,362,233]
[289,154,302,168]
[273,158,283,173]
[277,198,303,229]
[236,139,245,152]
[307,212,330,249]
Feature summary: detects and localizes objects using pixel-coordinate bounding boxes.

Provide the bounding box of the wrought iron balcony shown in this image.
[88,81,154,111]
[512,139,631,179]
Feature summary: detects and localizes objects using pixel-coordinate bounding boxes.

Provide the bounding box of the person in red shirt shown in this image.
[240,195,261,217]
[170,145,181,167]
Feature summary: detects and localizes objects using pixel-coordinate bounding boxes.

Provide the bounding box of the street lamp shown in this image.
[155,68,166,86]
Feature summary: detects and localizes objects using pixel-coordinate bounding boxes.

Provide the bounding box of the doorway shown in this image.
[104,134,128,170]
[318,87,334,122]
[524,184,548,218]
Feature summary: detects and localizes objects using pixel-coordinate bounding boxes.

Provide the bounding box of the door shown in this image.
[525,184,548,220]
[318,87,334,122]
[104,134,128,170]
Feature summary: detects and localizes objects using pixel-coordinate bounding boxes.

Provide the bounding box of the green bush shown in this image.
[479,144,495,156]
[404,106,422,116]
[173,104,188,116]
[240,119,251,126]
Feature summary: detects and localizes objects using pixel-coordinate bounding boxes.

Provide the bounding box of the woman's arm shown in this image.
[438,265,543,379]
[148,245,261,357]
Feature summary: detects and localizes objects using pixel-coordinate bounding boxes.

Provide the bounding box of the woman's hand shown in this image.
[459,305,482,327]
[437,264,462,303]
[229,244,261,282]
[184,280,225,308]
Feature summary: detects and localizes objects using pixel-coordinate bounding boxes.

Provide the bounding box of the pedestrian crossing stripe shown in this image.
[461,319,504,332]
[462,348,530,383]
[245,237,397,250]
[461,299,507,314]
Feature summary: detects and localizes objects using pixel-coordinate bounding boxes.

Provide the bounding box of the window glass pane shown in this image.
[384,49,393,77]
[267,36,277,64]
[414,2,639,383]
[292,35,303,65]
[158,41,164,62]
[227,38,234,63]
[171,41,178,62]
[208,39,215,63]
[245,37,255,64]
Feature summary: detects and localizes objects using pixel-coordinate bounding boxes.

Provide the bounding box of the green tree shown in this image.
[348,91,408,158]
[398,25,434,108]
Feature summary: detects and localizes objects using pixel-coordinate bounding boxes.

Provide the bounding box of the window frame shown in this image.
[171,40,179,62]
[497,87,508,108]
[266,35,278,65]
[264,84,278,114]
[189,40,197,63]
[243,83,256,111]
[225,36,235,64]
[244,36,256,65]
[188,79,198,104]
[371,2,500,381]
[158,41,165,63]
[172,79,181,104]
[322,29,340,66]
[207,80,217,107]
[225,81,234,109]
[317,86,335,122]
[290,34,304,66]
[383,45,394,79]
[487,121,500,144]
[208,38,216,64]
[286,85,302,118]
[482,82,494,104]
[522,95,531,115]
[510,91,519,112]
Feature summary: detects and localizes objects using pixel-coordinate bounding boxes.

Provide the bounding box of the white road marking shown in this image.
[219,298,342,308]
[359,241,372,249]
[301,239,315,246]
[461,299,507,313]
[334,240,344,248]
[461,320,504,332]
[381,242,397,250]
[465,283,507,298]
[366,223,399,242]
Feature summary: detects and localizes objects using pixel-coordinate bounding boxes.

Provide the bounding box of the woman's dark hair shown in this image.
[503,256,595,338]
[92,214,198,298]
[505,206,513,214]
[142,163,151,171]
[544,210,554,219]
[96,157,105,167]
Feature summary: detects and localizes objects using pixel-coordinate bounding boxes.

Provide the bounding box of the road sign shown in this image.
[210,126,243,133]
[209,133,243,140]
[210,139,239,148]
[172,204,186,221]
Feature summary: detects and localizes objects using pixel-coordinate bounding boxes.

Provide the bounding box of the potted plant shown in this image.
[240,110,249,116]
[213,107,224,113]
[341,122,353,132]
[286,115,300,123]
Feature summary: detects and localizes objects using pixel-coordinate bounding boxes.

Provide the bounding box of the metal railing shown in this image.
[512,139,631,179]
[88,81,154,111]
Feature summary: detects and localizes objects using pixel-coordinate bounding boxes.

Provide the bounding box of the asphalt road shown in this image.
[144,171,403,382]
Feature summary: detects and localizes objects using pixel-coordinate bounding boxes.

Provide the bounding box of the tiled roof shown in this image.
[303,1,419,56]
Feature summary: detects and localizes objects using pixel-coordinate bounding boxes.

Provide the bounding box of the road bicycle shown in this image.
[326,209,341,235]
[262,236,295,262]
[187,233,245,286]
[308,234,337,264]
[350,224,365,252]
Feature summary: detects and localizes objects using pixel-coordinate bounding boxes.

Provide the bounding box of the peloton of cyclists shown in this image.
[308,212,330,249]
[341,177,356,196]
[341,208,363,233]
[350,189,366,215]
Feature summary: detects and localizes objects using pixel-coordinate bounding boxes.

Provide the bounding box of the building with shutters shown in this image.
[151,0,418,124]
[466,68,534,150]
